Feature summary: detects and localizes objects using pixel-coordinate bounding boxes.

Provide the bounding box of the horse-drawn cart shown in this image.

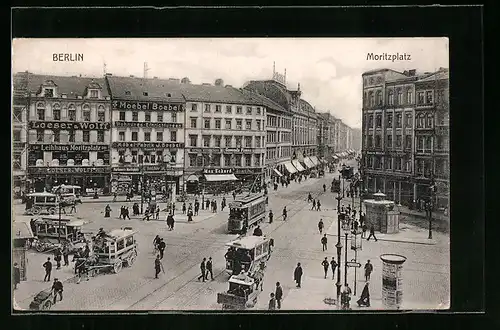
[29,290,55,310]
[31,216,86,253]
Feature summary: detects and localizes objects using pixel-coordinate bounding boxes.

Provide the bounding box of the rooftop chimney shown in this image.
[403,70,409,76]
[225,85,233,88]
[181,77,191,84]
[215,78,224,86]
[153,76,158,79]
[202,83,211,86]
[129,75,135,77]
[408,69,416,76]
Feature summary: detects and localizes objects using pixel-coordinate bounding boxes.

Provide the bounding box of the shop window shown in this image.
[138,154,144,164]
[132,112,138,122]
[157,113,163,122]
[204,119,211,129]
[245,120,252,130]
[156,132,163,142]
[212,154,221,166]
[236,120,242,130]
[97,151,109,165]
[170,131,177,142]
[214,136,221,147]
[132,132,138,141]
[97,131,104,143]
[69,131,75,142]
[145,112,151,122]
[36,130,44,142]
[170,151,176,163]
[225,119,232,129]
[118,150,125,163]
[215,105,221,113]
[53,130,60,142]
[189,135,197,147]
[144,132,151,141]
[97,107,105,122]
[226,105,232,114]
[225,136,232,147]
[236,106,242,114]
[190,118,197,128]
[215,119,221,129]
[119,131,125,141]
[245,136,252,147]
[82,105,91,121]
[147,153,154,163]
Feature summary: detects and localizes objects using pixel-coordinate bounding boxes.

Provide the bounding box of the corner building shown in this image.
[106,75,186,195]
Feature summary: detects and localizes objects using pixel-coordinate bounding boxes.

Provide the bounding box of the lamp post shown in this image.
[344,232,348,287]
[54,180,62,244]
[140,164,144,215]
[335,194,343,305]
[200,153,205,210]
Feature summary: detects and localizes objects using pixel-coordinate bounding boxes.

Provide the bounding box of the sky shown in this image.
[12,38,448,128]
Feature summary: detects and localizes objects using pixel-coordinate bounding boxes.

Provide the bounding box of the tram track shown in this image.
[125,184,329,310]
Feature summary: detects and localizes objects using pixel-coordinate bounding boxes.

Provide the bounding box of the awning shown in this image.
[303,157,315,169]
[204,174,238,182]
[284,162,297,174]
[186,174,199,182]
[309,156,319,166]
[273,168,283,177]
[292,160,305,172]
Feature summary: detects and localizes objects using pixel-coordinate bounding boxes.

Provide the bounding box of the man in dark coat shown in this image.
[62,245,70,266]
[318,219,324,234]
[13,263,21,290]
[323,184,326,192]
[316,200,321,211]
[253,226,263,236]
[367,225,378,241]
[364,260,373,281]
[52,278,63,304]
[357,282,371,307]
[221,197,227,211]
[294,263,303,288]
[158,238,166,259]
[194,201,199,216]
[205,257,214,280]
[321,257,329,279]
[282,207,287,221]
[268,210,274,224]
[311,199,316,211]
[154,255,164,279]
[330,257,338,280]
[54,248,62,270]
[268,293,276,310]
[187,209,194,222]
[275,282,283,309]
[43,257,52,282]
[321,234,328,251]
[198,258,207,282]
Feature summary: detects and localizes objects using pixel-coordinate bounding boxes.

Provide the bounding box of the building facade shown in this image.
[182,80,267,193]
[12,72,30,196]
[361,68,449,210]
[106,75,186,195]
[23,74,112,193]
[317,112,338,161]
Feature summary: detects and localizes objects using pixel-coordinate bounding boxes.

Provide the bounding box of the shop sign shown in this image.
[112,167,140,173]
[29,144,110,152]
[187,148,222,153]
[112,142,184,149]
[114,121,183,129]
[112,100,185,112]
[225,148,243,153]
[203,168,233,175]
[28,166,110,174]
[29,121,110,130]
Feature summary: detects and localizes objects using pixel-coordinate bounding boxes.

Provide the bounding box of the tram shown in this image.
[227,193,266,234]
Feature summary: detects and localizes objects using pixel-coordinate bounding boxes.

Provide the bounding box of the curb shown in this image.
[325,233,436,246]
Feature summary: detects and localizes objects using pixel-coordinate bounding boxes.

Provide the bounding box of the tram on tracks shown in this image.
[227,193,266,234]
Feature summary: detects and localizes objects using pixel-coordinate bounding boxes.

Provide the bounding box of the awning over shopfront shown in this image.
[303,157,315,169]
[292,160,306,172]
[186,174,199,182]
[309,156,319,166]
[204,174,238,182]
[284,162,297,174]
[273,168,283,177]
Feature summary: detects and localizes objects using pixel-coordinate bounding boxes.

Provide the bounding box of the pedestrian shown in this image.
[43,257,52,281]
[367,225,378,241]
[318,219,324,234]
[194,202,199,216]
[347,204,351,214]
[308,193,313,203]
[155,206,160,220]
[154,255,164,279]
[364,260,373,281]
[268,210,274,224]
[51,278,63,304]
[282,206,287,221]
[13,262,21,290]
[104,204,111,218]
[361,222,368,238]
[62,246,69,266]
[69,202,77,214]
[120,206,125,219]
[232,191,236,200]
[54,248,62,269]
[182,202,187,214]
[253,225,263,236]
[311,199,316,211]
[153,235,160,253]
[198,258,207,282]
[205,198,210,210]
[124,206,130,220]
[268,292,276,310]
[222,197,227,211]
[353,220,359,233]
[330,257,338,280]
[143,208,150,221]
[158,238,166,259]
[113,191,117,202]
[317,200,321,211]
[323,184,326,192]
[321,234,328,251]
[213,200,218,213]
[357,282,371,307]
[352,209,357,219]
[294,263,303,288]
[275,282,283,309]
[205,257,214,280]
[187,209,193,222]
[321,257,329,279]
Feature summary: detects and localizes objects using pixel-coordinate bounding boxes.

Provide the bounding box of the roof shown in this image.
[27,192,57,197]
[416,69,449,82]
[229,272,255,285]
[226,236,269,250]
[13,72,110,98]
[13,222,34,240]
[106,75,185,102]
[299,99,315,113]
[239,88,288,113]
[107,228,137,240]
[180,83,263,106]
[362,68,400,76]
[243,80,292,110]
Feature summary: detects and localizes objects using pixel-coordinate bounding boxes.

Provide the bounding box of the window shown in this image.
[225,136,232,147]
[203,135,210,147]
[236,106,243,114]
[387,135,392,148]
[255,136,261,147]
[157,132,163,142]
[214,136,221,147]
[245,136,252,147]
[388,90,394,105]
[97,107,105,122]
[170,131,177,142]
[145,112,151,122]
[82,105,91,121]
[224,155,231,167]
[397,90,403,104]
[375,135,381,148]
[204,119,211,129]
[90,90,98,98]
[132,112,138,122]
[234,154,242,167]
[387,114,393,127]
[396,113,402,128]
[225,119,232,129]
[395,157,402,171]
[246,107,252,115]
[97,131,104,142]
[191,103,198,112]
[385,157,392,170]
[426,91,434,104]
[53,130,60,142]
[416,115,424,128]
[13,130,21,142]
[169,113,176,123]
[125,91,131,96]
[83,131,90,143]
[236,119,242,130]
[235,136,242,148]
[190,118,197,128]
[226,105,232,114]
[132,132,138,141]
[144,132,151,141]
[119,111,126,121]
[256,120,261,131]
[245,155,251,166]
[418,136,424,151]
[36,103,45,120]
[188,154,197,167]
[407,90,413,104]
[119,131,125,141]
[405,135,412,149]
[417,92,425,104]
[396,135,402,148]
[170,151,177,163]
[143,92,148,96]
[255,154,261,166]
[376,91,382,105]
[426,136,432,150]
[44,88,54,97]
[204,104,211,112]
[376,114,382,128]
[215,105,221,112]
[157,113,163,122]
[245,120,252,130]
[215,119,221,129]
[69,131,75,142]
[427,115,433,128]
[369,92,375,106]
[368,115,374,128]
[189,135,197,147]
[405,113,413,127]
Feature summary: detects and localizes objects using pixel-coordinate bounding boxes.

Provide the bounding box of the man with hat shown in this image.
[52,278,64,304]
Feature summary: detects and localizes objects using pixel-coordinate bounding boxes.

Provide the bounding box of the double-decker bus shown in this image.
[227,193,266,234]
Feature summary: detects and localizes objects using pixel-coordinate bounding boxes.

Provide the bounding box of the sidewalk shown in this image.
[397,204,449,223]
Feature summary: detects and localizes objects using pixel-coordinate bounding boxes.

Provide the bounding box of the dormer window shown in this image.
[125,91,131,95]
[90,90,99,98]
[143,92,148,96]
[44,88,54,98]
[166,93,171,97]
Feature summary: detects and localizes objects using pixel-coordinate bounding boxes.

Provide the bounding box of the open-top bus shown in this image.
[224,235,272,276]
[227,193,266,234]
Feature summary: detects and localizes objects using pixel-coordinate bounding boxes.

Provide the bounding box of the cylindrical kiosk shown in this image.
[379,254,407,309]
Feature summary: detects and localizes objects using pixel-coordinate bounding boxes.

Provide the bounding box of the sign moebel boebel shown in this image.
[112,100,185,112]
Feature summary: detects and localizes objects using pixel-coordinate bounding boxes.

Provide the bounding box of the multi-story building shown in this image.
[23,74,112,193]
[106,75,186,195]
[182,79,267,193]
[351,128,362,152]
[12,72,30,196]
[361,68,449,209]
[317,112,338,161]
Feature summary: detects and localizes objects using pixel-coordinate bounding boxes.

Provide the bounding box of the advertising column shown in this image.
[379,254,407,309]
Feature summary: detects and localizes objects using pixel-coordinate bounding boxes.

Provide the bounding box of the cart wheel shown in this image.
[113,259,123,273]
[35,241,46,253]
[31,206,41,215]
[48,207,56,215]
[41,300,52,310]
[127,251,137,266]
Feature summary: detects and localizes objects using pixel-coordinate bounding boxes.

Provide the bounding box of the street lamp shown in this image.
[341,220,350,288]
[335,194,343,305]
[428,181,436,239]
[140,164,145,215]
[350,229,362,295]
[54,180,62,244]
